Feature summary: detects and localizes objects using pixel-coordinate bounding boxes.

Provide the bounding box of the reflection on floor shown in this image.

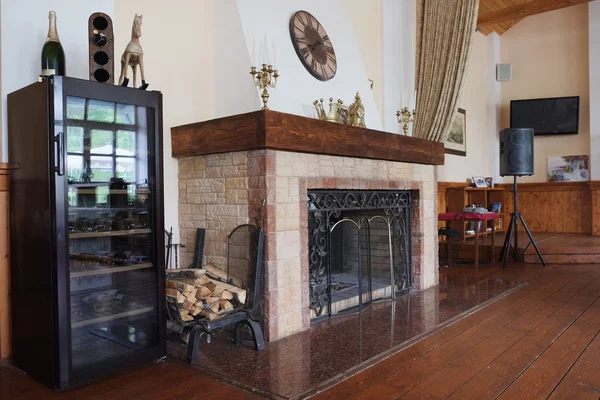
[443,232,600,264]
[328,273,393,315]
[168,267,524,400]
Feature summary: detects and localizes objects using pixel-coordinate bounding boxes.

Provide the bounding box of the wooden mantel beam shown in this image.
[477,0,592,30]
[170,110,445,165]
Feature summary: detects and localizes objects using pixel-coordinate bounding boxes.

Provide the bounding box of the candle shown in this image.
[267,40,271,65]
[259,38,264,65]
[412,90,417,110]
[264,34,269,65]
[272,40,276,69]
[252,39,256,66]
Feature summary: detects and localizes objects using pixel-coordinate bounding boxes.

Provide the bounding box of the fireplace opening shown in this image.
[307,190,412,319]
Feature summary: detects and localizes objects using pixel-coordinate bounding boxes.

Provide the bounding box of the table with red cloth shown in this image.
[438,212,501,268]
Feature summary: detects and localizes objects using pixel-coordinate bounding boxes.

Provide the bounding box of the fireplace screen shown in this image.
[307,190,411,318]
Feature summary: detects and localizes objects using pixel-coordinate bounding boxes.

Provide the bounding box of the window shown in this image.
[66,97,137,184]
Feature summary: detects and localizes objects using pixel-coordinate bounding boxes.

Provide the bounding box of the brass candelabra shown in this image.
[396,107,416,135]
[250,64,279,110]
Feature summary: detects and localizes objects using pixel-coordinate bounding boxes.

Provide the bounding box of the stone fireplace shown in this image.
[172,110,442,341]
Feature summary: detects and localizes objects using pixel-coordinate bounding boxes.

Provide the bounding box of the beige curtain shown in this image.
[414,0,479,142]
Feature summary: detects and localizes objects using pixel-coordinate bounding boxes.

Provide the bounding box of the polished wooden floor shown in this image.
[315,264,600,400]
[444,232,600,264]
[0,359,260,400]
[4,263,600,399]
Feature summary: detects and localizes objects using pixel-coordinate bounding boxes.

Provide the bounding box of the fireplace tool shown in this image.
[165,227,185,269]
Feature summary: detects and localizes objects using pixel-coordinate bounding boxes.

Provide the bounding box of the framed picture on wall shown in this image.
[445,108,467,157]
[547,155,589,182]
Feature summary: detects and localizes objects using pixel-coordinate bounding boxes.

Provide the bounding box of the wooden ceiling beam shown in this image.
[477,0,591,30]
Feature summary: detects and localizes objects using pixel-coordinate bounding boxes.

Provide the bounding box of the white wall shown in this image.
[382,0,416,134]
[115,1,218,242]
[214,0,260,118]
[1,0,115,161]
[236,0,382,130]
[487,33,502,183]
[590,1,600,180]
[500,4,590,183]
[346,0,383,120]
[438,33,493,183]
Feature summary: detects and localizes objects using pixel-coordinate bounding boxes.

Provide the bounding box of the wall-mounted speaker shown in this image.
[496,64,512,81]
[88,13,114,84]
[500,128,534,176]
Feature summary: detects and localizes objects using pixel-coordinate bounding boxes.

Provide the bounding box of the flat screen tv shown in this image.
[510,96,580,135]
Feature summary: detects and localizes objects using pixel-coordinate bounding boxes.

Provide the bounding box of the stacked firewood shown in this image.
[166,265,247,322]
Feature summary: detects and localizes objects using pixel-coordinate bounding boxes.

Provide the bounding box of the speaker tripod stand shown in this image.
[501,176,547,268]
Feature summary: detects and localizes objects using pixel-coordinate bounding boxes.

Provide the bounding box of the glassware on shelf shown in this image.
[135,179,150,205]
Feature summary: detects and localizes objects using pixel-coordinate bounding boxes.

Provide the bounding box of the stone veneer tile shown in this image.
[177,149,438,341]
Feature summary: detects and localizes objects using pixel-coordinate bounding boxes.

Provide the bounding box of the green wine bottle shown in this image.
[41,11,66,77]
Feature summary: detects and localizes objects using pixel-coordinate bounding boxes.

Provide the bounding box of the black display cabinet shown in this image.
[8,77,165,389]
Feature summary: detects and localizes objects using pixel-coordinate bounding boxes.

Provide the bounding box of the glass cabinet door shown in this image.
[65,96,158,378]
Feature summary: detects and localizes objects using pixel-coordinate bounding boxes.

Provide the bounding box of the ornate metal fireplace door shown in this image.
[307,191,411,319]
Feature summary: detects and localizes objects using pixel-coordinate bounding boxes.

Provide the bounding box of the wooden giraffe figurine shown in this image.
[118,14,148,90]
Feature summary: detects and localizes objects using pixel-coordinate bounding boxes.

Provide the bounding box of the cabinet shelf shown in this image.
[70,263,153,278]
[70,189,130,195]
[462,187,505,191]
[69,182,135,188]
[464,228,504,238]
[69,207,148,212]
[69,228,151,239]
[71,305,155,329]
[444,186,506,241]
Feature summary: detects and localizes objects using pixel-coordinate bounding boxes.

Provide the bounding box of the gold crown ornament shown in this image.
[314,98,345,123]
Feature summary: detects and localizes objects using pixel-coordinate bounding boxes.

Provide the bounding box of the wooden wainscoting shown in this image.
[439,180,599,235]
[591,181,600,236]
[0,164,9,359]
[499,181,593,234]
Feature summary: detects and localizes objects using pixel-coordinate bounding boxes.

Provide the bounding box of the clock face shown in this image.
[289,11,337,81]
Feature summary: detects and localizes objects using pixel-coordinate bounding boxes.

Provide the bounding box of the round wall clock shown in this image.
[289,11,337,81]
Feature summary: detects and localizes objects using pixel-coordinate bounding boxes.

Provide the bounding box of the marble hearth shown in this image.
[172,110,443,341]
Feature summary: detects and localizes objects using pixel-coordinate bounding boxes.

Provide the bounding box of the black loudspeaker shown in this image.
[500,128,534,176]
